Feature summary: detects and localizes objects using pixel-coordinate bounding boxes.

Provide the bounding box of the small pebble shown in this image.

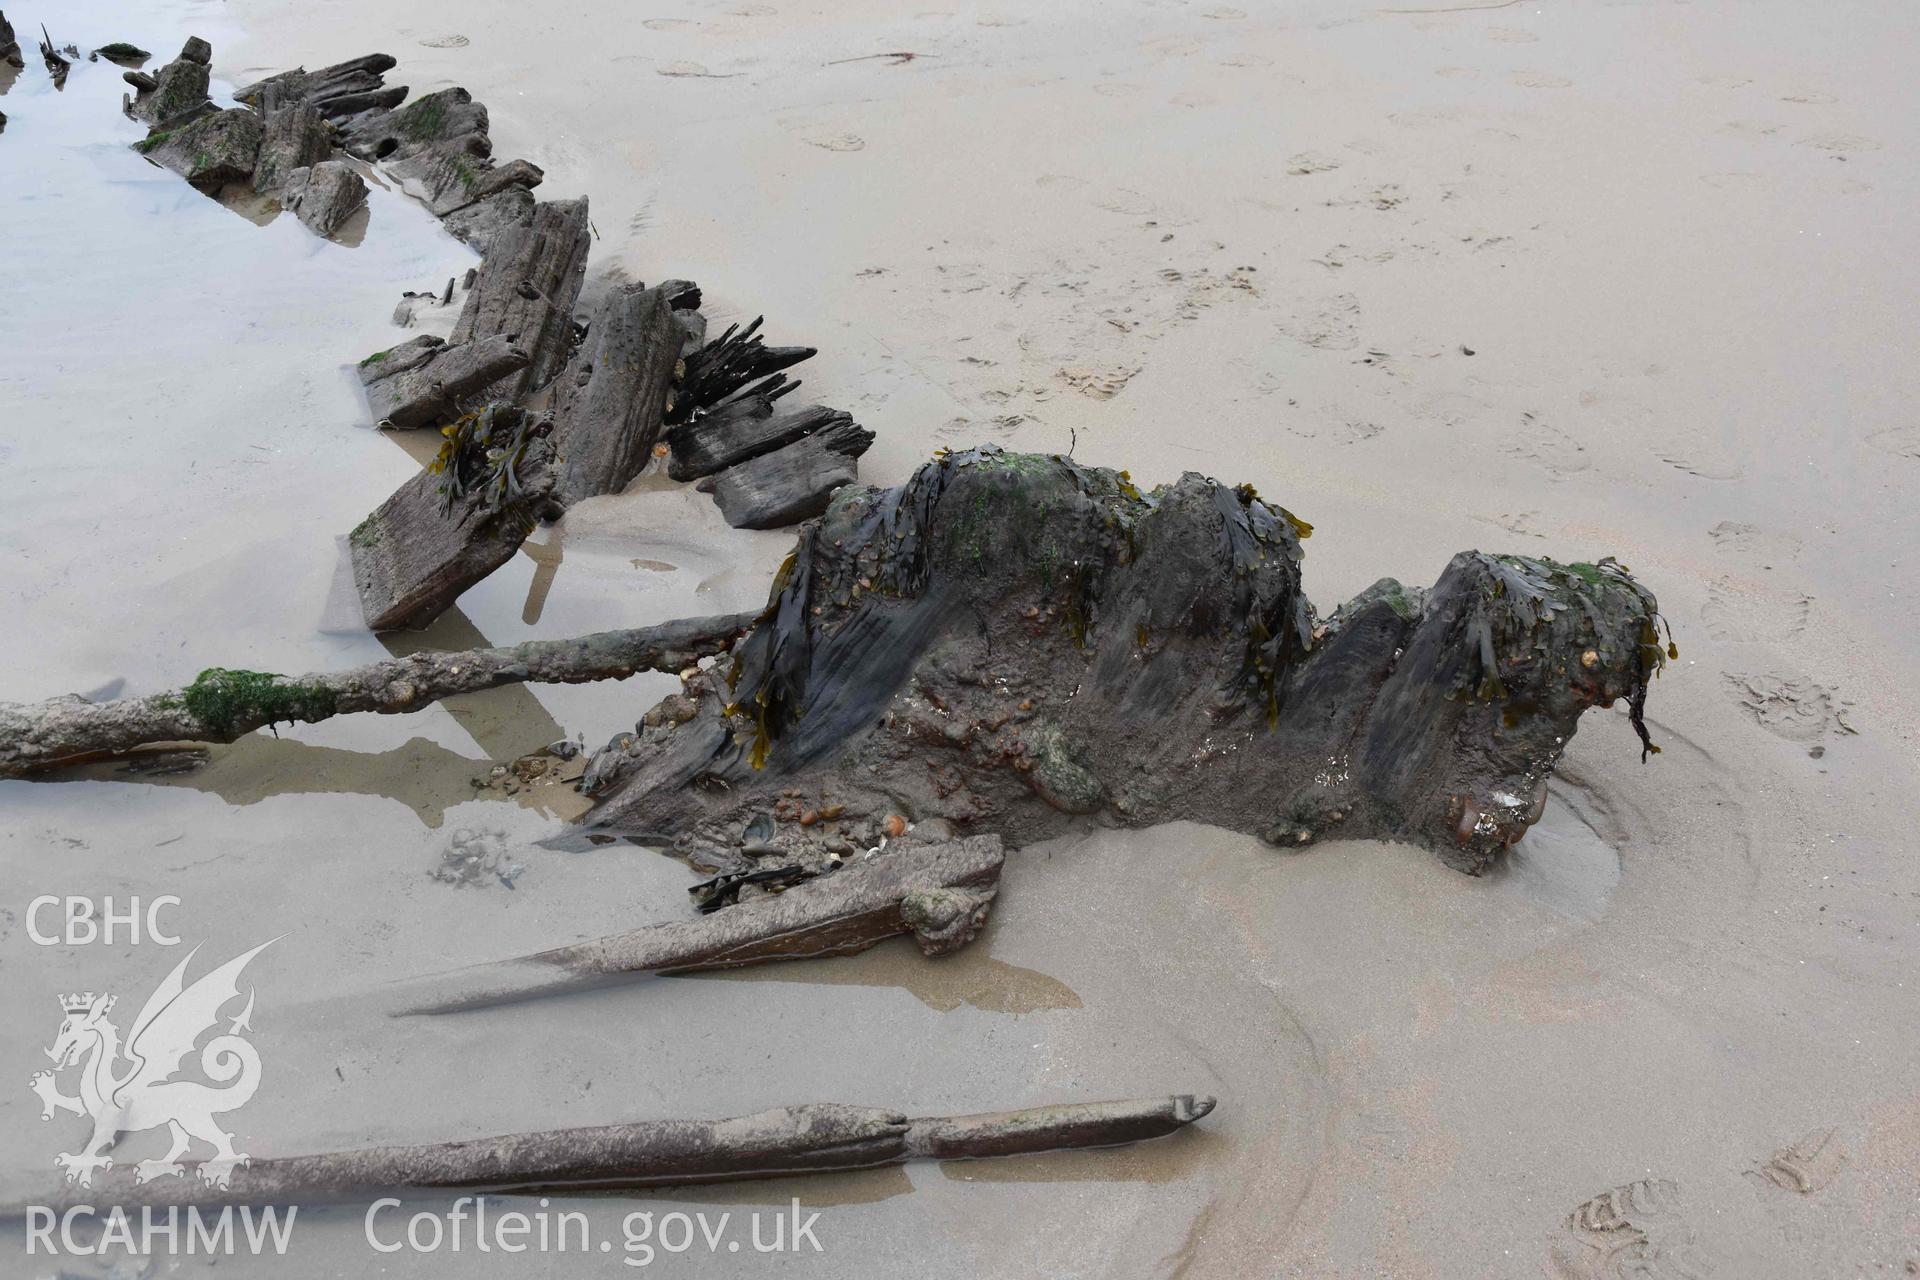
[884,814,908,839]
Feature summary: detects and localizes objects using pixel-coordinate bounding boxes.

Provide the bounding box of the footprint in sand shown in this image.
[1487,26,1539,43]
[1747,1128,1848,1194]
[1796,131,1880,153]
[1701,577,1813,642]
[1779,91,1837,105]
[1865,424,1920,459]
[803,132,866,151]
[419,34,469,48]
[1278,293,1362,352]
[1435,66,1480,79]
[1504,413,1590,480]
[1199,5,1247,17]
[1090,187,1156,215]
[1056,366,1139,400]
[657,60,738,78]
[1708,520,1801,565]
[1511,71,1572,89]
[1655,448,1743,481]
[1701,172,1766,190]
[728,3,777,14]
[1286,151,1342,176]
[1093,81,1143,97]
[1550,1178,1709,1280]
[1723,672,1855,746]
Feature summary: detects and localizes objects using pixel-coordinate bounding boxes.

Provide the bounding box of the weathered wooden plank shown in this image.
[125,41,210,125]
[448,197,591,402]
[348,408,555,631]
[358,333,531,429]
[705,418,874,529]
[389,836,1005,1013]
[669,399,852,481]
[252,101,331,194]
[282,161,366,239]
[16,1092,1213,1209]
[546,283,679,509]
[138,108,261,192]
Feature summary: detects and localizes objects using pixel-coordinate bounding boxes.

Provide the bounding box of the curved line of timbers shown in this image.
[0,33,1677,1204]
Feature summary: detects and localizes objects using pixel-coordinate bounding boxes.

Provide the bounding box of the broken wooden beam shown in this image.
[136,107,263,192]
[282,161,367,238]
[233,53,399,117]
[0,613,755,778]
[586,446,1672,876]
[358,333,531,429]
[125,38,210,124]
[670,316,816,421]
[669,399,855,482]
[704,418,875,529]
[252,101,331,194]
[12,1094,1214,1211]
[545,282,680,509]
[387,836,1005,1015]
[448,198,591,402]
[349,406,557,630]
[0,9,23,69]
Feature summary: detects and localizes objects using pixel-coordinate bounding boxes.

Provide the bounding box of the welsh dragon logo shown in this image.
[28,939,277,1189]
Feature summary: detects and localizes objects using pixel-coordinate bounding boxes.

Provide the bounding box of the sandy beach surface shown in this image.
[3,0,1918,1275]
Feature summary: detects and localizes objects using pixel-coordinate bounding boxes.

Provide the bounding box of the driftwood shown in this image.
[125,38,210,124]
[704,418,874,529]
[388,836,1005,1014]
[449,198,592,402]
[669,399,854,482]
[14,1094,1214,1212]
[546,282,680,509]
[349,406,557,630]
[0,613,755,778]
[584,446,1671,876]
[282,161,366,237]
[358,333,531,429]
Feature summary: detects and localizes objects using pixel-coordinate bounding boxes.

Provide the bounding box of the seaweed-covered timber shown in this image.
[138,108,262,191]
[389,835,1005,1014]
[0,613,755,778]
[583,446,1672,876]
[350,405,559,630]
[12,1094,1214,1212]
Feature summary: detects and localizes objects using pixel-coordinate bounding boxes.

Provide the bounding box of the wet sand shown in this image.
[4,0,1920,1275]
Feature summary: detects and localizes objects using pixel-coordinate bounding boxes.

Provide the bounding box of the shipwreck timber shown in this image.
[583,446,1671,875]
[11,1094,1215,1212]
